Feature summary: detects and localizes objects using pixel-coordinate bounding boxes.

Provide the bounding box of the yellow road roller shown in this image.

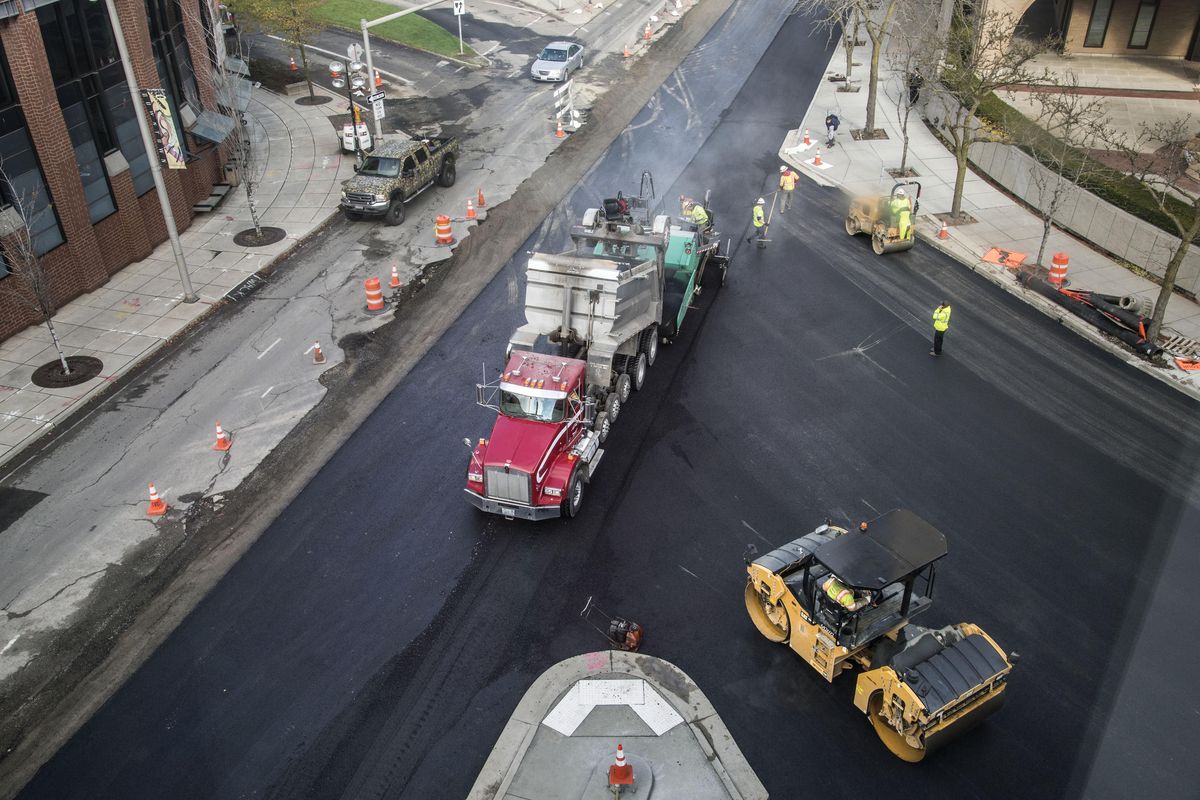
[743,509,1015,761]
[845,181,921,255]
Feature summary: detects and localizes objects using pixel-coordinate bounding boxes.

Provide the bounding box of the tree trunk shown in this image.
[45,319,70,375]
[1147,218,1198,341]
[900,130,910,172]
[1036,216,1052,268]
[863,0,898,135]
[300,43,314,99]
[843,23,854,82]
[951,136,968,219]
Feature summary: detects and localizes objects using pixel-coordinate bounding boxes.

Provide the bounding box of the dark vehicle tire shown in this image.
[343,209,362,221]
[384,197,405,226]
[593,412,610,444]
[642,325,658,366]
[562,469,584,518]
[437,158,456,188]
[631,353,648,392]
[615,373,632,404]
[605,392,621,422]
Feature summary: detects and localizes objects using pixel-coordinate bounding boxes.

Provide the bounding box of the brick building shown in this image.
[1053,0,1200,58]
[0,0,230,341]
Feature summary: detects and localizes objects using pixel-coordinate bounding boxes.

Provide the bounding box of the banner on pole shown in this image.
[140,89,187,170]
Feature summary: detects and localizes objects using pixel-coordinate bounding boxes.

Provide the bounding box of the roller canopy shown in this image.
[814,509,947,590]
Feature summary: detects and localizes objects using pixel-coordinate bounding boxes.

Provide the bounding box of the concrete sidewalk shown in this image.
[0,89,352,466]
[779,41,1200,401]
[469,652,766,799]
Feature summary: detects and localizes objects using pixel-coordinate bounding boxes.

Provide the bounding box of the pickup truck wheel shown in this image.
[562,469,584,518]
[641,325,658,366]
[437,158,456,188]
[384,197,405,226]
[593,412,610,443]
[631,353,648,391]
[604,393,621,422]
[616,373,632,404]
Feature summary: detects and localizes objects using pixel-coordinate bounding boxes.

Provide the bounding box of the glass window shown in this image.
[500,391,565,422]
[61,101,115,223]
[1084,0,1113,47]
[102,81,153,194]
[0,114,65,256]
[358,157,399,177]
[1129,1,1157,48]
[81,0,118,68]
[415,148,428,164]
[172,36,200,110]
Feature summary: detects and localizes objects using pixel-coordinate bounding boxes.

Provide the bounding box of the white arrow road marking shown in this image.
[542,679,684,736]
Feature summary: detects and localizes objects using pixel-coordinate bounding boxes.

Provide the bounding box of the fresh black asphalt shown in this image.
[20,7,1200,800]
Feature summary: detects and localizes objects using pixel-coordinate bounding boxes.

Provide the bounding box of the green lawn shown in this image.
[312,0,479,61]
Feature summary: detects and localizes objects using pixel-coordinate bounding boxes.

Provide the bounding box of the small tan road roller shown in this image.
[743,509,1015,761]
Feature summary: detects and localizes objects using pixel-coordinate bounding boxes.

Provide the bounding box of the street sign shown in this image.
[453,0,465,15]
[347,42,364,61]
[372,99,385,121]
[367,90,385,102]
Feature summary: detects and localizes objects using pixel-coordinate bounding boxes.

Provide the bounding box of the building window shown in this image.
[1128,1,1158,49]
[0,109,65,256]
[100,75,154,195]
[61,97,116,223]
[1084,0,1113,47]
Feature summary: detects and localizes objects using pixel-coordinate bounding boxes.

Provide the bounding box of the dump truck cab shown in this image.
[744,509,1014,762]
[464,351,601,521]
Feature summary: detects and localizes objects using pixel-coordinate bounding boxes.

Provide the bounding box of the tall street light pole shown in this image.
[97,0,197,303]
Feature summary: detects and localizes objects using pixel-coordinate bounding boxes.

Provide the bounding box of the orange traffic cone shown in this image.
[390,264,401,289]
[624,43,631,58]
[608,743,634,787]
[312,341,327,364]
[213,421,231,451]
[555,119,565,139]
[813,148,822,166]
[466,198,476,219]
[147,483,167,516]
[289,57,297,72]
[477,187,486,208]
[803,128,811,146]
[643,22,652,41]
[938,220,949,240]
[374,69,383,88]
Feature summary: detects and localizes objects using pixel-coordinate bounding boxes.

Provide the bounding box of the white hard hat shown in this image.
[896,188,906,196]
[779,165,787,172]
[757,197,765,204]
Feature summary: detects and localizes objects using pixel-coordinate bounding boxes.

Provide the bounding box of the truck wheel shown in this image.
[604,393,621,422]
[631,353,648,391]
[593,412,610,443]
[384,198,406,226]
[641,325,658,366]
[437,158,456,188]
[562,469,584,518]
[615,373,632,404]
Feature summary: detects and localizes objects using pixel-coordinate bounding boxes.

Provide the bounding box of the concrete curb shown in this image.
[467,651,767,800]
[776,137,1200,406]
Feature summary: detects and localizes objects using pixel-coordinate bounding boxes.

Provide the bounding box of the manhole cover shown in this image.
[233,226,287,247]
[295,95,332,106]
[31,355,103,388]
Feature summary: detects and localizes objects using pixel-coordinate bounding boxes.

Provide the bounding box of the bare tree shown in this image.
[0,176,71,375]
[215,44,266,237]
[1026,77,1114,268]
[886,3,942,175]
[936,3,1055,220]
[1105,117,1200,342]
[794,0,900,135]
[236,0,323,101]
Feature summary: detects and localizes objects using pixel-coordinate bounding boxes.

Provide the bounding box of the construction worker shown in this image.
[823,576,864,611]
[746,198,766,248]
[891,188,912,240]
[778,165,798,214]
[931,301,952,356]
[682,199,710,228]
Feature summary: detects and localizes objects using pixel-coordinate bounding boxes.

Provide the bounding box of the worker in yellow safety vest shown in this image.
[746,198,766,248]
[778,166,798,213]
[823,576,860,611]
[683,200,710,228]
[931,302,952,356]
[890,188,913,240]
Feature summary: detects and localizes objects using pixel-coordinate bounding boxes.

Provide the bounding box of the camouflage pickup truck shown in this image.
[339,136,459,225]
